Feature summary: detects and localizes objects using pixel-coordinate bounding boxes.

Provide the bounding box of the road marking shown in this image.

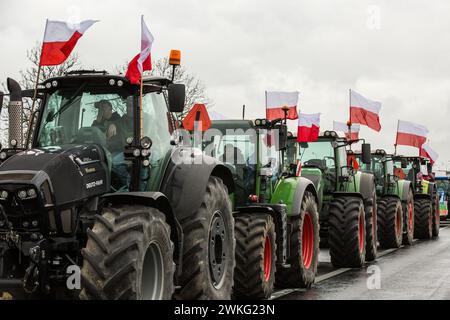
[270,246,402,300]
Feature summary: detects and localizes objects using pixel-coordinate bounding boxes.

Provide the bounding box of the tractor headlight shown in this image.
[126,137,134,145]
[330,131,337,137]
[52,81,58,88]
[255,119,262,126]
[143,159,151,167]
[324,131,331,137]
[45,83,52,89]
[27,188,37,199]
[10,139,17,147]
[0,152,6,160]
[261,119,268,126]
[117,80,124,87]
[133,149,141,157]
[18,190,27,199]
[140,136,152,149]
[0,191,7,200]
[109,79,116,86]
[141,149,150,157]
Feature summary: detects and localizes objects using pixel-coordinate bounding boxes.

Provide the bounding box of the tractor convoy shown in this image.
[0,57,442,300]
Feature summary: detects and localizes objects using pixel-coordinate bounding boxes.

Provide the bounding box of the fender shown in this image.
[271,176,319,217]
[160,146,234,221]
[358,171,376,204]
[399,180,413,203]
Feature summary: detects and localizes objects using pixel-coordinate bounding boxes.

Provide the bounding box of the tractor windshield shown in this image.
[299,141,336,172]
[393,158,414,181]
[358,154,384,182]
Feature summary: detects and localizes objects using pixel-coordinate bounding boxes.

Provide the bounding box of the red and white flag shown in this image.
[333,121,360,140]
[297,113,320,142]
[126,16,154,84]
[40,20,97,66]
[350,90,382,132]
[396,120,429,148]
[265,91,299,120]
[420,143,438,164]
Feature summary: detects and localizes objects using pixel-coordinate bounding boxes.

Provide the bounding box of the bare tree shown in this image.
[19,43,81,139]
[117,57,212,119]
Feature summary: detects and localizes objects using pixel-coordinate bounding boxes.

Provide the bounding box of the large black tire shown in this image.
[414,198,433,240]
[233,214,276,299]
[432,193,440,237]
[402,190,414,246]
[276,191,319,289]
[328,197,366,268]
[377,197,403,248]
[175,176,235,300]
[364,192,378,261]
[80,205,175,300]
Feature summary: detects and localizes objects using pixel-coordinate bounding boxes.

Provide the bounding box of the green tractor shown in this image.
[350,149,414,248]
[286,131,377,267]
[205,119,320,299]
[393,156,440,239]
[0,63,236,299]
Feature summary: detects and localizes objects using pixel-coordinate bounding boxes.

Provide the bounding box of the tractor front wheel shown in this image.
[378,197,403,248]
[234,213,276,299]
[328,197,366,268]
[80,205,175,300]
[414,198,433,240]
[276,191,319,289]
[175,176,235,300]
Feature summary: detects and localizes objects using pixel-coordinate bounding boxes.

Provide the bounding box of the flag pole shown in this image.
[140,76,144,138]
[26,20,48,148]
[348,89,352,150]
[394,119,399,155]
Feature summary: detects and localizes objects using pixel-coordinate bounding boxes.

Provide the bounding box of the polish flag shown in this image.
[420,143,438,164]
[350,90,382,132]
[40,20,98,66]
[297,113,320,142]
[126,16,154,84]
[333,121,360,140]
[396,120,429,148]
[266,91,299,120]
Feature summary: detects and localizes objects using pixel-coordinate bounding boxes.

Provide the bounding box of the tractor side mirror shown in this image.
[168,83,185,113]
[361,143,371,164]
[275,124,288,151]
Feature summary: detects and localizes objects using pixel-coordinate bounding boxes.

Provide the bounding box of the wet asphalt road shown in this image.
[275,223,450,300]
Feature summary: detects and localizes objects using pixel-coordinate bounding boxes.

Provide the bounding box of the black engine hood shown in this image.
[0,144,110,207]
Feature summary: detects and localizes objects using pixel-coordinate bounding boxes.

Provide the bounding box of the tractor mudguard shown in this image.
[399,180,413,202]
[358,172,376,204]
[271,176,319,217]
[160,147,234,221]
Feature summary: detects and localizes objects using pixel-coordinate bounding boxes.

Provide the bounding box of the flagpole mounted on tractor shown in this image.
[282,106,290,124]
[394,119,399,155]
[348,89,352,150]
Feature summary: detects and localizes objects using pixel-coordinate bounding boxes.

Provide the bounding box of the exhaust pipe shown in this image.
[6,78,23,148]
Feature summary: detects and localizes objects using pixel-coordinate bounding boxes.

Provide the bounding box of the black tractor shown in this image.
[0,57,235,300]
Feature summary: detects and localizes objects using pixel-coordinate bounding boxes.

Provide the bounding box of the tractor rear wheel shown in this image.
[414,198,433,240]
[377,197,403,248]
[80,205,175,300]
[234,213,276,299]
[175,176,235,300]
[432,193,440,237]
[328,197,366,268]
[402,190,414,246]
[364,192,378,261]
[276,191,319,289]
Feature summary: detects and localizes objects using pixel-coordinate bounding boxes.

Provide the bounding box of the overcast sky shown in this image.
[1,0,450,168]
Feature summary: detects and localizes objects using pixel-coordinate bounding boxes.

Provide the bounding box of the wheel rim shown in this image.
[263,235,272,282]
[141,241,165,300]
[208,211,228,289]
[408,202,413,233]
[358,212,364,253]
[302,212,314,269]
[396,208,402,238]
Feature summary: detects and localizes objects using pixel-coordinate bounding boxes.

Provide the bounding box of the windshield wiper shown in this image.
[44,82,87,126]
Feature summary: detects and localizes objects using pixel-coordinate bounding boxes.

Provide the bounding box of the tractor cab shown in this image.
[12,71,186,194]
[207,118,287,205]
[393,156,432,194]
